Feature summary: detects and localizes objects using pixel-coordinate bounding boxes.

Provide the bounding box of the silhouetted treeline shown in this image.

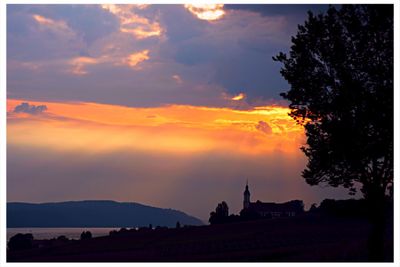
[309,198,393,218]
[208,198,395,225]
[8,233,34,251]
[8,222,196,252]
[7,233,74,252]
[109,221,190,236]
[80,231,92,240]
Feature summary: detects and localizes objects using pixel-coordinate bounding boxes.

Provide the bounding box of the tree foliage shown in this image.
[80,231,92,240]
[209,201,229,224]
[274,5,393,201]
[8,233,34,251]
[273,5,393,260]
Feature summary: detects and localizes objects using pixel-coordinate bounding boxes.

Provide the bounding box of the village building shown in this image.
[242,182,304,218]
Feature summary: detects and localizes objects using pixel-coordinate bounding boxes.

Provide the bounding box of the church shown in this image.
[242,182,304,218]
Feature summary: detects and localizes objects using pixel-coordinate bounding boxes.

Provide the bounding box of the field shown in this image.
[7,214,393,262]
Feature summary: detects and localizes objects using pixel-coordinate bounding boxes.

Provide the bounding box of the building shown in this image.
[242,182,304,218]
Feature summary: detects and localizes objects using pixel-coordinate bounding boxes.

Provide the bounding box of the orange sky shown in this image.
[7,99,305,156]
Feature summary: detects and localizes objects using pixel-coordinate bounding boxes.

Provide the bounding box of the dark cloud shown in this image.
[7,5,332,107]
[13,102,48,115]
[6,5,296,106]
[50,5,119,45]
[7,5,118,61]
[256,120,272,134]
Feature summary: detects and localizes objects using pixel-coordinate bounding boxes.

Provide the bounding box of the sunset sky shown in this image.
[7,4,352,221]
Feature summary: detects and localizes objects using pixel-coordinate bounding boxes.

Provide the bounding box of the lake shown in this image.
[7,227,121,241]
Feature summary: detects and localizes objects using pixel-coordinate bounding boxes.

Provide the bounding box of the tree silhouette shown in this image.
[273,5,393,261]
[8,233,34,251]
[216,201,229,217]
[80,231,92,240]
[209,201,229,224]
[56,235,69,242]
[309,203,318,213]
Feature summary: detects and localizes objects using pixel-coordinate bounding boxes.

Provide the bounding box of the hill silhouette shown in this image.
[7,200,203,228]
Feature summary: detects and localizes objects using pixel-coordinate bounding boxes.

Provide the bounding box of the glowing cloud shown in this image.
[231,93,246,101]
[135,4,149,9]
[101,4,162,39]
[69,57,98,75]
[68,50,150,74]
[184,4,225,21]
[124,50,150,68]
[32,14,74,35]
[172,74,183,84]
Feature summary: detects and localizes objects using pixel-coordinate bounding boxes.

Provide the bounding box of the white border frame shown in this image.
[1,1,398,267]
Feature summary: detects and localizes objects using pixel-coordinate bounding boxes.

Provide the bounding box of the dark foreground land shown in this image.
[8,214,393,262]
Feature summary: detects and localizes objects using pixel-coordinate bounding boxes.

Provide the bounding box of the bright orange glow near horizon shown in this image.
[7,99,304,156]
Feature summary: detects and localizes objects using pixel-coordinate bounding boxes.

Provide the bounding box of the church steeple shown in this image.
[243,180,250,209]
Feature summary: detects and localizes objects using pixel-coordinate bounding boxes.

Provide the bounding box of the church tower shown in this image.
[243,180,250,209]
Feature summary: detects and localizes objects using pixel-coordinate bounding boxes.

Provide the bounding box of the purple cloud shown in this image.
[256,121,272,134]
[14,102,48,115]
[256,120,272,134]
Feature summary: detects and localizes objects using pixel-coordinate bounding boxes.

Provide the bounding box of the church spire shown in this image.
[243,180,250,209]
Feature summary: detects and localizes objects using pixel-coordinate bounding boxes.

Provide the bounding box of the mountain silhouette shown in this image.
[7,200,203,228]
